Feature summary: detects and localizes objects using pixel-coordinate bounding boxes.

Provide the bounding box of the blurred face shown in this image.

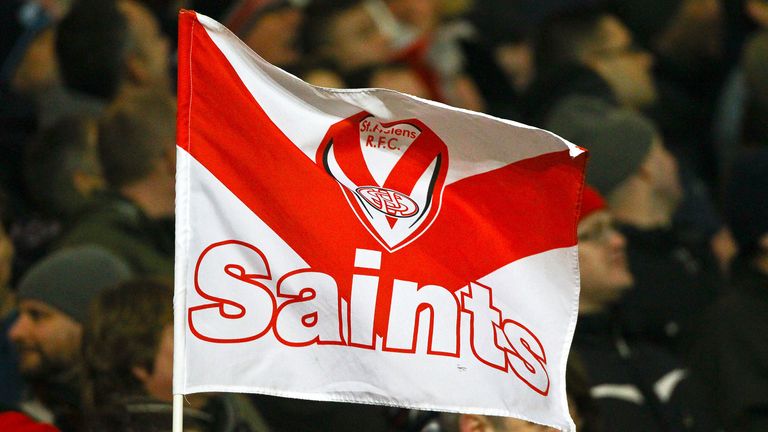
[326,4,392,72]
[747,0,768,27]
[495,418,557,432]
[660,0,723,59]
[8,299,83,379]
[577,210,633,313]
[121,0,171,89]
[134,324,174,402]
[643,139,683,209]
[587,16,656,110]
[387,0,440,33]
[244,7,303,67]
[370,67,431,98]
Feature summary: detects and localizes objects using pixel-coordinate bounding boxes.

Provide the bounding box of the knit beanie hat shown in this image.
[16,246,132,323]
[579,185,607,222]
[725,148,768,257]
[546,96,657,195]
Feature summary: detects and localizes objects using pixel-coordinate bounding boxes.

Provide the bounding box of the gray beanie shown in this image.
[546,96,658,195]
[17,246,132,323]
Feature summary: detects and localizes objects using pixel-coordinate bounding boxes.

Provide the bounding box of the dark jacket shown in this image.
[55,192,174,279]
[616,225,722,353]
[573,313,715,432]
[689,259,768,432]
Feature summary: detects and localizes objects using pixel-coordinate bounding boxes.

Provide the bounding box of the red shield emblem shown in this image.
[317,112,449,251]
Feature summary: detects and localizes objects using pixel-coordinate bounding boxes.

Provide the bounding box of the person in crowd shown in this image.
[741,30,768,148]
[384,0,488,111]
[571,185,714,431]
[345,62,432,98]
[55,88,176,279]
[301,0,393,77]
[548,99,722,353]
[689,148,768,432]
[295,62,347,88]
[611,0,725,186]
[712,29,768,204]
[0,190,23,408]
[433,413,557,431]
[223,0,304,70]
[55,0,171,110]
[524,5,656,126]
[6,245,132,431]
[82,278,270,431]
[10,116,105,278]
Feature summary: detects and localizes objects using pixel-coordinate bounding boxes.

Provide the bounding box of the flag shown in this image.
[174,10,586,431]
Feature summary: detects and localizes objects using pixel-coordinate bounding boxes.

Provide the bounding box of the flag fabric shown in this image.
[174,10,586,431]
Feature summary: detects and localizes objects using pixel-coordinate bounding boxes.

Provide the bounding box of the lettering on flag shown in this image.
[318,112,448,251]
[174,10,586,432]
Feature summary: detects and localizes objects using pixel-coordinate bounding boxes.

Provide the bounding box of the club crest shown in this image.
[317,112,449,251]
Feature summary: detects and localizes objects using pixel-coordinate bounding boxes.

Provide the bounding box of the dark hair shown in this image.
[25,115,101,216]
[533,5,611,75]
[82,278,173,410]
[98,88,175,188]
[56,0,130,100]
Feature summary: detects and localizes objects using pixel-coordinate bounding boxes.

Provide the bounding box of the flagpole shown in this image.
[173,394,184,432]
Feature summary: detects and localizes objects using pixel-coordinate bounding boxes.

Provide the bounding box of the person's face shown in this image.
[643,139,683,208]
[327,5,392,72]
[587,16,656,110]
[133,324,174,402]
[747,0,768,27]
[370,68,431,98]
[496,418,557,431]
[661,0,723,59]
[8,299,83,379]
[577,210,633,313]
[121,0,171,89]
[245,7,303,67]
[0,223,13,291]
[386,0,440,33]
[459,415,557,432]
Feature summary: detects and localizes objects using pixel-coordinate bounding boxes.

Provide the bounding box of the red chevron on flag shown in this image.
[174,10,586,432]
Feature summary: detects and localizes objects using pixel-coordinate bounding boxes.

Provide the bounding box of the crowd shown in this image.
[0,0,766,431]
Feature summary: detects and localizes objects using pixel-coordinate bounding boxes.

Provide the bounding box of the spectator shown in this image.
[56,88,176,279]
[302,0,393,76]
[10,116,105,279]
[0,190,22,408]
[55,0,170,106]
[223,0,304,70]
[612,0,726,185]
[690,148,768,431]
[82,279,270,431]
[548,98,722,353]
[741,30,768,147]
[346,62,432,98]
[434,412,557,431]
[525,5,656,125]
[7,246,131,431]
[385,0,488,111]
[571,185,714,431]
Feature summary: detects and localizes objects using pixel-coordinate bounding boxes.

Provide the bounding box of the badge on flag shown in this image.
[174,10,586,431]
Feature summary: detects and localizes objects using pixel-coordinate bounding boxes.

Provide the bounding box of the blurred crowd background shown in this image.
[0,0,767,431]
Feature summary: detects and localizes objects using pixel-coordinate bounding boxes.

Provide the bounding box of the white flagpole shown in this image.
[173,394,184,432]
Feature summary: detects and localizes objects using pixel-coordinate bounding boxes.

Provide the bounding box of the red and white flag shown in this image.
[174,11,586,431]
